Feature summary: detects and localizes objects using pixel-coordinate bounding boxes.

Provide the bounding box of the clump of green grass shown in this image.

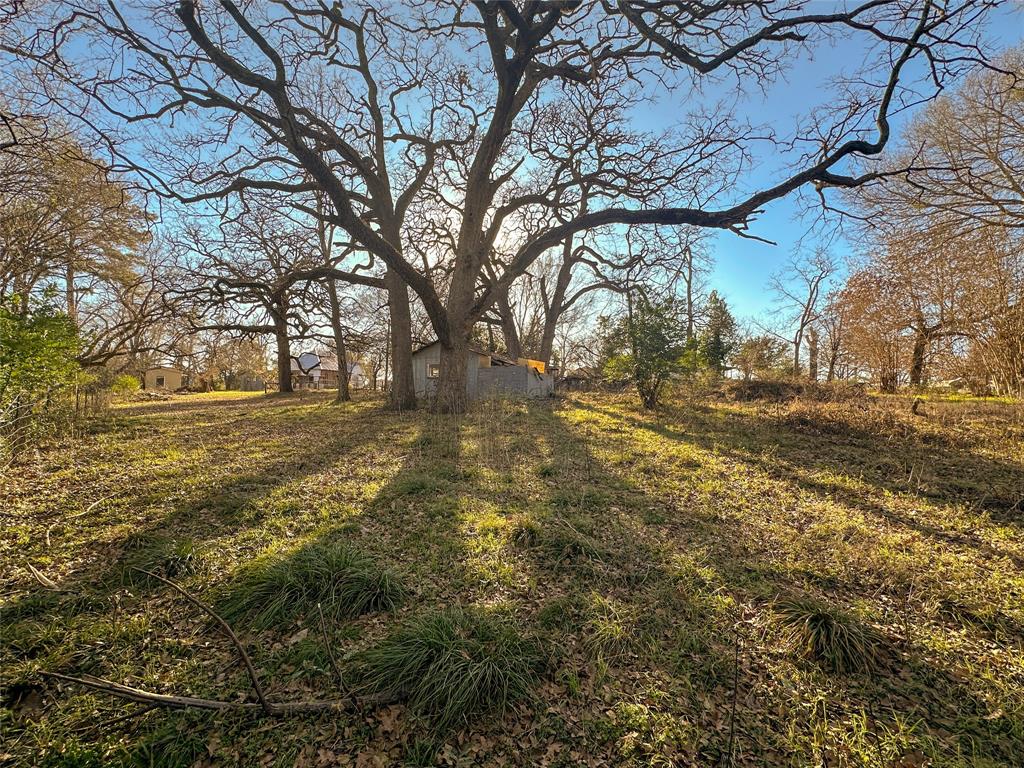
[161,538,200,577]
[775,597,883,673]
[39,742,106,768]
[509,514,615,576]
[116,536,202,585]
[219,540,404,629]
[542,517,608,565]
[506,513,542,546]
[357,606,542,731]
[584,594,648,662]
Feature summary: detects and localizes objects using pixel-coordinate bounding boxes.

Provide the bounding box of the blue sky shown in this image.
[634,4,1024,325]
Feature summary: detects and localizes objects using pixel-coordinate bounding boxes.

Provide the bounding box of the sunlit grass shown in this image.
[218,539,405,629]
[2,390,1022,765]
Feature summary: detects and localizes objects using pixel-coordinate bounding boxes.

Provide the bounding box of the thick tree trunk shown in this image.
[540,270,573,366]
[496,292,522,359]
[826,334,840,382]
[326,280,350,403]
[880,369,898,393]
[909,329,928,387]
[274,319,292,393]
[807,327,819,381]
[539,318,557,368]
[539,233,576,366]
[880,348,898,393]
[435,334,470,414]
[385,269,416,410]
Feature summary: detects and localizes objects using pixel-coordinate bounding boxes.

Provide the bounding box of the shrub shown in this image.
[358,606,542,731]
[723,378,867,403]
[110,374,141,396]
[775,597,882,673]
[0,302,79,463]
[219,541,404,629]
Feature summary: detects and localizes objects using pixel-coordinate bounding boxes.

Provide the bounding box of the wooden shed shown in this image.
[144,366,185,391]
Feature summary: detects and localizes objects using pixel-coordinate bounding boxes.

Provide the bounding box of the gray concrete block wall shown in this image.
[412,345,553,401]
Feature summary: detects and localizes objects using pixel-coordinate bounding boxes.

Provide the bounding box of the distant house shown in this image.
[291,352,328,390]
[144,366,187,391]
[411,341,554,400]
[290,352,371,390]
[348,361,370,389]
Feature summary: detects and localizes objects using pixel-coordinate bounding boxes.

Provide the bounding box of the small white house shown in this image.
[347,361,370,389]
[291,352,371,390]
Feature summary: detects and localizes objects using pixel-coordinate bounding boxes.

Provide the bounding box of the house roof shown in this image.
[290,353,362,374]
[290,353,319,373]
[411,340,515,365]
[290,352,342,373]
[412,339,488,357]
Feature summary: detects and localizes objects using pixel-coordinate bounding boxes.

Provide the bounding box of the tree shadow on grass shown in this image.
[578,397,1024,564]
[0,394,405,721]
[6,393,1024,766]
[2,397,455,765]
[118,408,535,765]
[534,395,1024,766]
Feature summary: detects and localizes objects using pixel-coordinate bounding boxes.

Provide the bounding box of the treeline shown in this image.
[0,124,162,461]
[835,54,1024,396]
[1,1,1002,413]
[732,54,1024,397]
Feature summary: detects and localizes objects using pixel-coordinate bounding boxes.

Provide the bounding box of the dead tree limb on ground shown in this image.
[43,568,387,717]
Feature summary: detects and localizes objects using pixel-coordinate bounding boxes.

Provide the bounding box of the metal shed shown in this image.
[411,341,554,401]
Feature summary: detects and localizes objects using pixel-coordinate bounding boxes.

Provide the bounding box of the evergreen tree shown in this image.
[698,291,737,375]
[601,296,687,409]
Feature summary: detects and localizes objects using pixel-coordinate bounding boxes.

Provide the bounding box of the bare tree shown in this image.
[3,0,1000,410]
[766,250,837,378]
[817,288,851,382]
[833,268,907,392]
[858,47,1024,236]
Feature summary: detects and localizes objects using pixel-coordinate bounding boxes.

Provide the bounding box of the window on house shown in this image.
[155,376,165,387]
[427,363,440,379]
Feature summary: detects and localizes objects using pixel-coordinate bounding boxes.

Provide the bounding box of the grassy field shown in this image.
[2,388,1023,767]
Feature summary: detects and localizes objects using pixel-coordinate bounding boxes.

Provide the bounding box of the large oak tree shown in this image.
[4,0,1000,410]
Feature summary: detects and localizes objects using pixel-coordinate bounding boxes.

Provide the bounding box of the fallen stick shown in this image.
[74,703,158,734]
[130,567,271,714]
[46,569,389,718]
[27,563,61,591]
[44,672,371,714]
